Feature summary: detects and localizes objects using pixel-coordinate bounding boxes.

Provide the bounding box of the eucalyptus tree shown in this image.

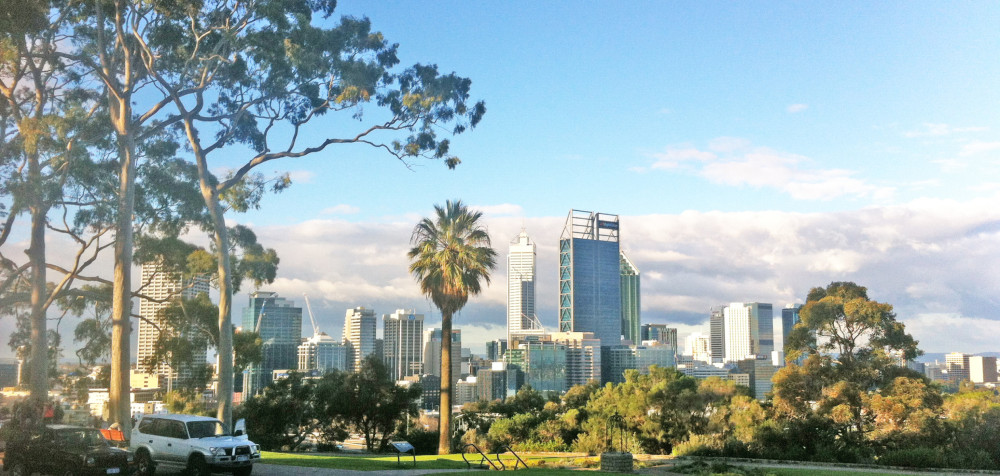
[105,0,486,432]
[0,1,115,400]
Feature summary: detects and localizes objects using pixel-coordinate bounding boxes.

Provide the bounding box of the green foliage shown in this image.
[329,356,422,452]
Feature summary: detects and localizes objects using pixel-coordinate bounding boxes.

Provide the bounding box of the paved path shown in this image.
[250,464,482,475]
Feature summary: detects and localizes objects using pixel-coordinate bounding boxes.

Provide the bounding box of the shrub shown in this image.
[878,447,945,468]
[672,433,723,457]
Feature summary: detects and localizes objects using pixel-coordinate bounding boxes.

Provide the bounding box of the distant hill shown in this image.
[917,352,1000,364]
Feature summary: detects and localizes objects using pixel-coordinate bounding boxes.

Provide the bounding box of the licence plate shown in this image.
[237,455,249,462]
[107,469,120,474]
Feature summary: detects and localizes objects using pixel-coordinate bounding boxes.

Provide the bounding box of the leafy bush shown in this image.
[672,433,723,457]
[878,447,945,468]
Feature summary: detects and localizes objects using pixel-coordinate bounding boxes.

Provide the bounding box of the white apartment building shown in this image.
[383,310,424,381]
[343,307,377,371]
[507,230,539,343]
[136,262,210,386]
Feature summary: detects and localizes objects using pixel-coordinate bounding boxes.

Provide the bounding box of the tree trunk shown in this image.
[205,188,234,432]
[110,131,136,434]
[438,311,452,454]
[27,155,47,401]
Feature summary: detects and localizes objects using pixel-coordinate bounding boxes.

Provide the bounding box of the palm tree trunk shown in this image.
[438,311,452,454]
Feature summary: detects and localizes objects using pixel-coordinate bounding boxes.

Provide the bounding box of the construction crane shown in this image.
[253,301,267,333]
[303,293,320,336]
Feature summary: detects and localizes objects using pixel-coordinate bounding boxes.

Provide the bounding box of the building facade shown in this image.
[549,332,602,387]
[723,302,773,362]
[137,262,211,388]
[709,306,725,363]
[559,210,622,346]
[383,310,424,381]
[343,307,377,371]
[297,333,350,374]
[505,341,567,394]
[423,328,462,388]
[242,291,303,395]
[507,231,539,343]
[620,251,641,344]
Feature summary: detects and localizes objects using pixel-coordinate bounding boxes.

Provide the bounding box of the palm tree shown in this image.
[408,200,497,454]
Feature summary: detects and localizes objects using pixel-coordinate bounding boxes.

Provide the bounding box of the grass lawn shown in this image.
[765,469,905,476]
[261,451,581,471]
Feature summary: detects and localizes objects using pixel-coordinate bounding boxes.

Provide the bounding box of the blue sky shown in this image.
[210,1,1000,356]
[4,2,999,360]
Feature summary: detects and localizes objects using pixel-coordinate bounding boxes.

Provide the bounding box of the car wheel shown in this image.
[134,450,155,476]
[232,465,253,476]
[185,455,210,476]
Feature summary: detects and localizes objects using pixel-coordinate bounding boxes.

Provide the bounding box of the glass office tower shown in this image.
[558,210,622,347]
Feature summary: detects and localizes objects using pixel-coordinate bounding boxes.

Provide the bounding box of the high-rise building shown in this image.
[559,210,622,346]
[601,345,636,385]
[641,324,678,349]
[507,231,540,343]
[383,310,424,381]
[343,307,377,371]
[620,251,641,344]
[137,262,211,388]
[969,356,998,384]
[946,352,971,383]
[487,339,507,361]
[684,332,712,364]
[505,341,567,394]
[549,332,602,387]
[242,291,303,395]
[423,328,462,388]
[781,304,802,352]
[635,342,677,373]
[723,302,773,362]
[709,306,725,363]
[736,356,777,400]
[476,363,508,402]
[297,333,350,374]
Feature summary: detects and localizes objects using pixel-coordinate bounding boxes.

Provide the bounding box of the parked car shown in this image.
[129,414,259,476]
[2,424,132,476]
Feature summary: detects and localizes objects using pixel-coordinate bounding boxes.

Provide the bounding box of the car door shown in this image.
[162,419,192,465]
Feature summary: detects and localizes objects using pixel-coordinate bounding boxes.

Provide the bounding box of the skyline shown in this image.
[1,2,998,358]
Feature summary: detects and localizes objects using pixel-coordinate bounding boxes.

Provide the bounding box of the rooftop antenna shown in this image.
[303,293,321,336]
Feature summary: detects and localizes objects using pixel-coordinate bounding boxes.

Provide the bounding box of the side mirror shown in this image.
[233,419,247,439]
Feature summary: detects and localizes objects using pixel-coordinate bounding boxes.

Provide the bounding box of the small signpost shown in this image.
[391,441,416,467]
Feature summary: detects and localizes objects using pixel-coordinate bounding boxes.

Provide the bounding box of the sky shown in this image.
[3,2,1000,360]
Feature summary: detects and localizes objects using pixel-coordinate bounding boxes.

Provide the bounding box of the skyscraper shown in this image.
[641,324,677,348]
[781,304,802,351]
[709,306,725,363]
[549,332,602,387]
[242,291,303,395]
[137,262,210,388]
[383,310,424,381]
[558,210,622,346]
[620,251,641,344]
[343,306,377,371]
[507,230,539,343]
[297,333,350,374]
[723,302,773,362]
[423,328,462,387]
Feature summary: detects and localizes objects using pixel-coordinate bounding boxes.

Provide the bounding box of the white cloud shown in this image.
[476,203,524,217]
[960,141,1000,156]
[10,195,1000,359]
[287,170,315,184]
[786,104,808,113]
[903,123,988,138]
[320,204,360,215]
[649,147,716,169]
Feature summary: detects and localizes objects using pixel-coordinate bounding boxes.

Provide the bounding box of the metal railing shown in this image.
[462,443,501,471]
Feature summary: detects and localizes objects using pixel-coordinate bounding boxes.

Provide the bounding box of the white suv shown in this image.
[130,413,261,476]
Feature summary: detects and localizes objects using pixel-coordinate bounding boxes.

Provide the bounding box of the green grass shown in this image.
[261,451,575,471]
[765,469,903,476]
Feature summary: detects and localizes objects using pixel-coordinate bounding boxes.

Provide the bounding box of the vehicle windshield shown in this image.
[186,420,226,438]
[55,428,109,447]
